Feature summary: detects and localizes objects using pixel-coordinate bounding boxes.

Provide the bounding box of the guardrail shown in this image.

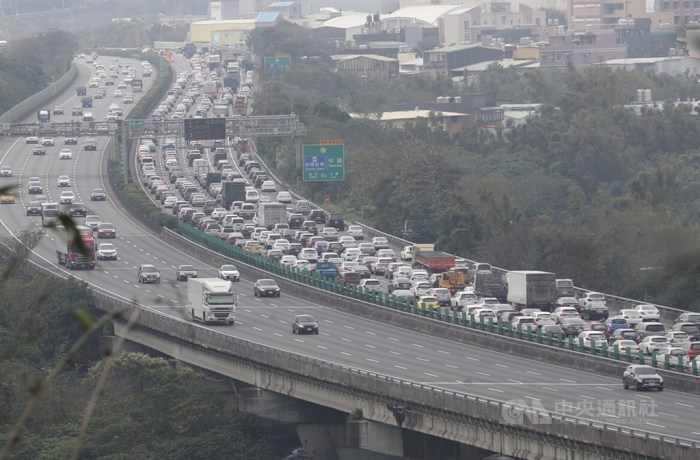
[0,62,78,124]
[91,290,700,459]
[162,224,700,389]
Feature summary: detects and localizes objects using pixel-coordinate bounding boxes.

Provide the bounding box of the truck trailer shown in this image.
[56,225,96,270]
[257,201,287,228]
[473,272,507,301]
[412,243,455,272]
[506,270,556,312]
[187,278,236,325]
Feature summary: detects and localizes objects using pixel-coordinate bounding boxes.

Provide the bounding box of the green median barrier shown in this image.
[590,340,597,355]
[516,323,523,339]
[506,322,513,337]
[663,354,670,370]
[637,350,645,365]
[535,328,542,344]
[557,334,564,348]
[377,290,383,306]
[546,332,552,346]
[651,352,657,368]
[692,359,698,376]
[676,356,684,373]
[526,327,532,342]
[470,314,476,328]
[497,321,504,335]
[577,337,585,352]
[601,342,609,358]
[456,310,462,325]
[487,317,494,332]
[568,335,575,350]
[612,345,620,360]
[459,310,466,326]
[479,316,485,331]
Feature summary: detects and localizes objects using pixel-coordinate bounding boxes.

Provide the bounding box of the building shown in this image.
[332,54,400,81]
[350,109,472,135]
[267,1,303,19]
[255,11,284,28]
[189,19,257,44]
[539,28,627,67]
[423,43,504,76]
[567,0,674,33]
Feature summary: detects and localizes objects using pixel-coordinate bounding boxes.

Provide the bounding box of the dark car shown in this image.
[32,146,46,155]
[96,222,116,238]
[608,328,639,345]
[327,213,344,231]
[176,264,198,281]
[309,209,327,224]
[288,213,304,229]
[292,314,319,335]
[581,303,609,321]
[622,364,663,391]
[68,202,87,217]
[90,188,107,201]
[253,279,280,297]
[388,277,412,293]
[301,220,318,235]
[83,139,97,151]
[26,201,42,216]
[559,317,587,337]
[137,264,160,283]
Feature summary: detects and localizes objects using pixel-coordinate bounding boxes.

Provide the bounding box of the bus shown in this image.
[226,61,239,75]
[41,202,60,227]
[37,109,50,123]
[202,80,218,99]
[131,78,143,92]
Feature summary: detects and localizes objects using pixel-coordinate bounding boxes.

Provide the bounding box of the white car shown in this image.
[359,278,382,292]
[59,149,73,159]
[96,243,118,260]
[0,165,12,177]
[532,311,556,327]
[450,291,478,309]
[552,307,580,324]
[217,264,240,281]
[639,336,671,355]
[260,180,276,192]
[400,245,413,261]
[59,191,75,204]
[635,304,660,322]
[85,215,102,230]
[665,331,691,347]
[57,175,71,187]
[411,281,432,298]
[339,235,357,249]
[347,225,364,240]
[276,191,292,203]
[245,189,260,203]
[163,196,178,208]
[617,309,642,326]
[41,137,55,146]
[578,331,608,350]
[280,255,297,266]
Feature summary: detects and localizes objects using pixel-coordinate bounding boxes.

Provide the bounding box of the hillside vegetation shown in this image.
[0,245,296,459]
[250,23,700,309]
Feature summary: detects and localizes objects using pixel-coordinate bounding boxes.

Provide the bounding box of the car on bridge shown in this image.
[59,191,75,204]
[96,223,116,239]
[64,137,78,145]
[0,192,15,204]
[85,215,101,230]
[26,200,42,216]
[68,202,87,217]
[83,139,97,151]
[218,264,240,281]
[57,175,71,187]
[292,314,319,335]
[31,145,46,155]
[0,165,11,177]
[137,264,160,284]
[176,264,198,281]
[59,149,73,160]
[622,364,663,391]
[40,137,54,146]
[96,243,118,260]
[90,188,106,201]
[25,136,38,144]
[253,279,280,297]
[52,106,64,115]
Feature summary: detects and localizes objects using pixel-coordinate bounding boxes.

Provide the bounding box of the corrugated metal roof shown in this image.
[350,109,468,121]
[332,54,398,63]
[387,5,467,26]
[256,12,280,23]
[315,13,377,30]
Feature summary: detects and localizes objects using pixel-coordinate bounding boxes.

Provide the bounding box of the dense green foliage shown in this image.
[250,24,700,308]
[0,247,296,459]
[0,30,78,114]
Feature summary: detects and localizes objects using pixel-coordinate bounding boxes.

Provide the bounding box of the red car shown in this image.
[96,223,116,239]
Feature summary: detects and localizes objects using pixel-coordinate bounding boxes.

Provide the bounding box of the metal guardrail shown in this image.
[92,291,700,458]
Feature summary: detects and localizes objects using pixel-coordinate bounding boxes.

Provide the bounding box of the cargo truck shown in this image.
[473,272,507,301]
[437,269,468,294]
[412,244,455,272]
[75,86,87,96]
[37,109,50,123]
[506,270,556,312]
[56,225,96,270]
[81,96,93,108]
[188,278,236,325]
[258,201,287,228]
[223,76,239,91]
[222,180,246,209]
[212,102,229,117]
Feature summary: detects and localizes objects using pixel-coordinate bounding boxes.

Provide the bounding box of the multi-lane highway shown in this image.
[1,54,699,445]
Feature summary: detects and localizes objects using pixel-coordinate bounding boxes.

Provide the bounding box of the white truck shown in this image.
[257,201,287,228]
[506,270,557,312]
[187,278,236,325]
